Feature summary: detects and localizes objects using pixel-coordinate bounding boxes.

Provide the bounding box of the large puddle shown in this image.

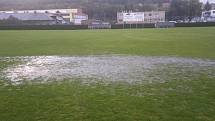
[0,55,215,84]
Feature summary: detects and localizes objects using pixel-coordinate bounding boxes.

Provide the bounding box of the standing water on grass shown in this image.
[0,55,215,84]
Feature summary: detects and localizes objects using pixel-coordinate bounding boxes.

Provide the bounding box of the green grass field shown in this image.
[0,27,215,58]
[0,27,215,121]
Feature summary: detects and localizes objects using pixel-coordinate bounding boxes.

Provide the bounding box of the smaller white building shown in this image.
[117,11,165,24]
[202,10,215,22]
[117,12,145,24]
[202,10,215,17]
[72,13,88,25]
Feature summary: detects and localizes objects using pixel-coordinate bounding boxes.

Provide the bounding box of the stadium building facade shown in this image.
[117,11,165,24]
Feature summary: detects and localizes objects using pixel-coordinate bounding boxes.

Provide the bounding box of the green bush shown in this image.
[176,22,215,27]
[111,23,154,29]
[0,25,88,30]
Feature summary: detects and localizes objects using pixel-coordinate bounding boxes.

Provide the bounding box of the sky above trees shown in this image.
[200,0,215,3]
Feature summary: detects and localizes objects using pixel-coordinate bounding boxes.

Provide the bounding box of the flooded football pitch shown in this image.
[0,55,215,85]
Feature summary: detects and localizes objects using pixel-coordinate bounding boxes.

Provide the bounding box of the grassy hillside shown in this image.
[0,27,215,58]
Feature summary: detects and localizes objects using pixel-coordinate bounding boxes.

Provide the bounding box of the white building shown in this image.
[117,12,145,24]
[72,13,88,25]
[117,11,165,24]
[202,10,215,22]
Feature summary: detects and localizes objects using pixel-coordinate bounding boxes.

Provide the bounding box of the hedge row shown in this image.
[111,24,155,29]
[0,24,155,30]
[0,22,215,30]
[0,25,88,30]
[175,22,215,27]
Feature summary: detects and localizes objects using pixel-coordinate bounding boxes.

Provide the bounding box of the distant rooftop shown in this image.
[0,13,54,21]
[0,9,81,14]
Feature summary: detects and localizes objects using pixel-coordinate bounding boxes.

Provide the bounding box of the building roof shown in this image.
[0,13,54,21]
[0,9,80,14]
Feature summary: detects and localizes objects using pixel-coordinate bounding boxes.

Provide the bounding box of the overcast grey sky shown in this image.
[200,0,215,3]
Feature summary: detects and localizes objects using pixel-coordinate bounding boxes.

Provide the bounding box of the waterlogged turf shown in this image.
[0,28,215,121]
[0,55,215,121]
[1,56,215,84]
